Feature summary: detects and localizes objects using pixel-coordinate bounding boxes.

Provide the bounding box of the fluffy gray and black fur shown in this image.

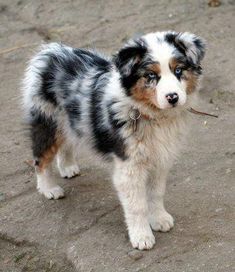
[22,31,205,250]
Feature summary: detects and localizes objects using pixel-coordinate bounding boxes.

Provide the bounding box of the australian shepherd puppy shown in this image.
[22,31,205,250]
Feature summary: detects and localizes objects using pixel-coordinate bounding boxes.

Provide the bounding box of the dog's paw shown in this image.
[38,185,65,200]
[129,227,155,250]
[149,210,174,232]
[58,164,80,179]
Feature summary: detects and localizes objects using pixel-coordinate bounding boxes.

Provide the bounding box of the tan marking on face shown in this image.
[147,63,161,75]
[37,134,64,172]
[184,71,199,94]
[131,63,161,109]
[169,58,179,71]
[170,58,199,94]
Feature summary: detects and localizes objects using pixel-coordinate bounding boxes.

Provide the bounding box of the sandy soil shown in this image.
[0,0,234,271]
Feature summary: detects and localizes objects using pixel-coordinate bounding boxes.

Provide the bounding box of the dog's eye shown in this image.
[174,67,183,77]
[145,72,157,82]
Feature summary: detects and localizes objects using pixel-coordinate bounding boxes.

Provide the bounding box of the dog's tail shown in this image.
[22,43,69,120]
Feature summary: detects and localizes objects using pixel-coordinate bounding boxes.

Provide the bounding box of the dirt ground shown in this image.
[0,0,234,271]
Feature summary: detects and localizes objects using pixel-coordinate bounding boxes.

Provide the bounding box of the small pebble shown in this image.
[3,258,10,264]
[127,250,143,260]
[100,18,109,23]
[185,177,191,182]
[49,260,54,269]
[0,192,5,201]
[208,0,221,7]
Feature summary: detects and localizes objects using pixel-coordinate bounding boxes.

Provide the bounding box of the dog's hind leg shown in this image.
[36,157,64,200]
[30,110,65,199]
[56,142,80,179]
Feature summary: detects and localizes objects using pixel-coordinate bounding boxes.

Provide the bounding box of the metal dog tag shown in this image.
[129,108,141,133]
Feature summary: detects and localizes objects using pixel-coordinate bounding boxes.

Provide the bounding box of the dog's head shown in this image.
[114,31,206,111]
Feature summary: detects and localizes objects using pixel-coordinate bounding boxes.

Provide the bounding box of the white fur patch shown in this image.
[149,210,174,232]
[37,172,64,200]
[57,164,80,179]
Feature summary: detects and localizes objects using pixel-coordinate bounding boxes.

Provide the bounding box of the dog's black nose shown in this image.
[166,93,179,105]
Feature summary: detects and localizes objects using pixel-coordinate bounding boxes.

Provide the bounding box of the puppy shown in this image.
[22,31,205,250]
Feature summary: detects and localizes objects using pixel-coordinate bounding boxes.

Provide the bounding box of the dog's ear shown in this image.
[114,39,147,76]
[166,32,206,66]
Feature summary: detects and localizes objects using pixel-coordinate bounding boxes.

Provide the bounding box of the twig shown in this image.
[0,43,38,56]
[188,107,218,118]
[24,160,35,168]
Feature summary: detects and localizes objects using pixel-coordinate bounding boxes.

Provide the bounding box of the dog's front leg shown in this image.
[147,169,174,232]
[113,160,155,250]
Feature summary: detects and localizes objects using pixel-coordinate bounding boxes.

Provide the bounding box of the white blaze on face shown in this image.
[144,33,187,110]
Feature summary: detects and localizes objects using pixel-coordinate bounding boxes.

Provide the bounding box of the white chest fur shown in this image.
[123,112,188,169]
